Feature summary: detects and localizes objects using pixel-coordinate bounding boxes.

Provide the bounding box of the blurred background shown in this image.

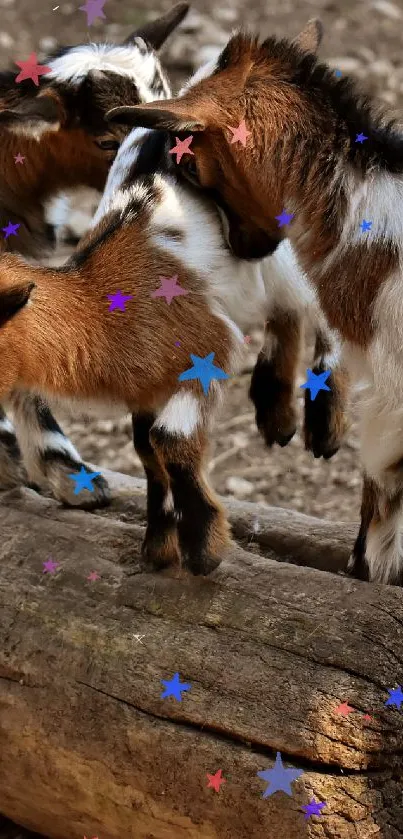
[0,1,403,836]
[2,0,403,520]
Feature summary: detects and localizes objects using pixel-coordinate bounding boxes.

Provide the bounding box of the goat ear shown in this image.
[292,19,323,54]
[124,3,189,51]
[0,282,35,328]
[0,94,62,138]
[106,101,205,132]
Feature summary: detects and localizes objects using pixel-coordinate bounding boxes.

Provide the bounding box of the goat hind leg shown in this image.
[10,392,110,508]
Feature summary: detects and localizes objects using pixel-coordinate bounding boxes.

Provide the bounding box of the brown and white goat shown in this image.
[0,3,189,509]
[108,20,403,585]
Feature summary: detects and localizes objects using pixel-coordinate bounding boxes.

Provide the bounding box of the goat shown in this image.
[0,110,348,575]
[0,3,189,510]
[107,20,403,586]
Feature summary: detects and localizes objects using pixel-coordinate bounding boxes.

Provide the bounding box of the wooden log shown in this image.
[0,471,402,839]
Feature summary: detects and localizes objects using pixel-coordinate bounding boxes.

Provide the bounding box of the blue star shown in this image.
[360,219,372,232]
[355,133,368,144]
[302,799,326,819]
[300,368,331,401]
[161,672,191,702]
[334,69,342,78]
[2,220,20,239]
[257,751,303,798]
[178,352,229,395]
[275,209,295,227]
[385,685,403,710]
[68,465,102,495]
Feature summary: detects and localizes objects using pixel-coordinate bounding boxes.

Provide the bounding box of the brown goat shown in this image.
[106,20,403,586]
[0,3,190,510]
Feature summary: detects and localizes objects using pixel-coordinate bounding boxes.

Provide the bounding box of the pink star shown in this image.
[14,153,25,164]
[228,119,251,147]
[151,275,189,305]
[87,571,100,582]
[206,769,226,792]
[363,713,372,721]
[15,53,51,86]
[43,558,59,574]
[243,335,251,344]
[334,702,354,716]
[169,135,194,164]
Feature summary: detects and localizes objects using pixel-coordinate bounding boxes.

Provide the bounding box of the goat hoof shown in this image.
[141,530,181,571]
[44,458,111,509]
[303,372,348,460]
[346,552,370,581]
[185,552,222,576]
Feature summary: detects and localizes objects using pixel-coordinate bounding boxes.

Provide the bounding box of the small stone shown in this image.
[194,45,221,68]
[370,59,394,77]
[371,0,402,19]
[226,476,254,498]
[39,36,58,52]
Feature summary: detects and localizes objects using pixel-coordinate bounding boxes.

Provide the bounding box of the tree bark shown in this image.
[0,470,402,839]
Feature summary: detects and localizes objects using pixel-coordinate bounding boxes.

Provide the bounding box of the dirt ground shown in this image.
[0,0,402,834]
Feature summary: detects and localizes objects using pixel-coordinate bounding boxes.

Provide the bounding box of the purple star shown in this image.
[79,0,107,26]
[302,799,326,819]
[275,209,294,227]
[355,133,368,144]
[2,221,20,239]
[107,290,133,312]
[43,558,59,574]
[151,275,189,305]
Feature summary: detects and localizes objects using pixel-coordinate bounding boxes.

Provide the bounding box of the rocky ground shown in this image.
[0,0,403,834]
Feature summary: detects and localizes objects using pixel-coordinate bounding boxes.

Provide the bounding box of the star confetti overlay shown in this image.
[151,275,189,305]
[161,672,191,702]
[68,466,102,495]
[300,368,331,401]
[14,153,25,164]
[228,119,251,147]
[2,221,20,239]
[302,799,326,819]
[206,769,226,792]
[15,53,51,86]
[169,135,194,163]
[334,702,354,716]
[355,132,368,144]
[107,290,133,312]
[385,686,403,709]
[275,209,295,227]
[257,751,303,798]
[360,219,372,232]
[79,0,107,26]
[178,352,229,395]
[87,571,100,582]
[43,558,59,574]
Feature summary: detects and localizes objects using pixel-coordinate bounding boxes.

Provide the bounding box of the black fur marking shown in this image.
[132,414,178,568]
[249,354,296,447]
[31,396,65,435]
[257,34,403,174]
[164,459,218,575]
[304,367,341,460]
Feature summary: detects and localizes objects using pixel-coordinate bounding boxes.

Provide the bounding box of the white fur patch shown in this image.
[47,43,169,102]
[180,56,219,93]
[154,393,201,437]
[0,416,15,434]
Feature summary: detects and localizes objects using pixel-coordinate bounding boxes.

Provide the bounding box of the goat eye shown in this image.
[184,158,199,183]
[95,139,120,151]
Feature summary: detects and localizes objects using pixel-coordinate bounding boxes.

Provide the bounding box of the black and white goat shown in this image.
[0,3,189,508]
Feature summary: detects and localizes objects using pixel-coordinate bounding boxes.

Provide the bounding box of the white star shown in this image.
[133,634,145,644]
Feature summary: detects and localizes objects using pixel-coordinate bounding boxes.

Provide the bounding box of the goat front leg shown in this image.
[249,309,300,448]
[0,406,27,489]
[9,392,110,508]
[304,325,349,459]
[150,393,231,575]
[132,412,181,570]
